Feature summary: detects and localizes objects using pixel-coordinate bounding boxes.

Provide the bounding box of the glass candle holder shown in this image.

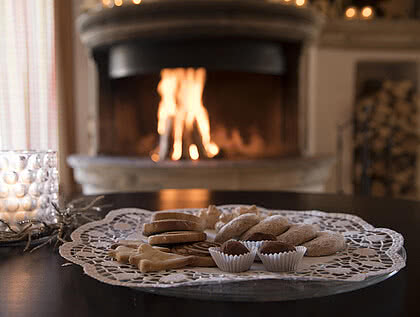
[0,150,59,232]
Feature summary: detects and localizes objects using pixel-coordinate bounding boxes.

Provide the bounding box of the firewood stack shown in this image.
[354,79,419,198]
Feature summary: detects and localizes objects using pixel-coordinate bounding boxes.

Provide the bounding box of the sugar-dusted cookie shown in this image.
[129,244,193,273]
[241,215,289,240]
[143,219,204,236]
[197,205,222,229]
[214,213,260,243]
[277,224,318,246]
[301,232,346,257]
[151,211,202,224]
[171,241,220,267]
[148,231,206,245]
[219,212,234,224]
[233,205,260,218]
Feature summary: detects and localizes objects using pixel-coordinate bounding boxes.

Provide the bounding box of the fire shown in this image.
[155,68,219,161]
[189,144,199,160]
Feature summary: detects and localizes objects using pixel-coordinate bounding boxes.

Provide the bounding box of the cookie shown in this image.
[148,231,206,245]
[301,232,346,257]
[129,244,193,273]
[241,215,289,240]
[214,213,260,243]
[108,246,137,263]
[233,205,260,218]
[245,232,277,241]
[277,224,318,246]
[197,205,222,229]
[219,212,234,224]
[171,241,220,267]
[215,221,226,232]
[111,240,171,253]
[109,245,171,263]
[151,211,202,224]
[143,219,204,236]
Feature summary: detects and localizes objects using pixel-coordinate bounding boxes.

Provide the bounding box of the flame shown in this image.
[189,144,199,160]
[156,68,219,160]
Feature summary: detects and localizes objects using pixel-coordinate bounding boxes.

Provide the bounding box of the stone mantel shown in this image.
[77,0,324,50]
[68,155,335,194]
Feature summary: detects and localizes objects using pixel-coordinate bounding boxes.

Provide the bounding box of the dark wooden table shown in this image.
[0,191,418,317]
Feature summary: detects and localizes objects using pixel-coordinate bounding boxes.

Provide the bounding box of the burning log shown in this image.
[158,116,174,160]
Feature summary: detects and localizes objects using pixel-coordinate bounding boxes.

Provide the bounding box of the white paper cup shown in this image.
[257,246,307,272]
[240,240,273,262]
[209,247,256,273]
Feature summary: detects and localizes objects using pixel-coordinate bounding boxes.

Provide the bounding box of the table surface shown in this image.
[0,190,418,317]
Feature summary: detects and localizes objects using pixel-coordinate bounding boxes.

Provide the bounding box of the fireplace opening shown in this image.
[106,68,299,161]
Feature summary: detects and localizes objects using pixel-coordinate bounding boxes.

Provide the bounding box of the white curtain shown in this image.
[0,0,58,151]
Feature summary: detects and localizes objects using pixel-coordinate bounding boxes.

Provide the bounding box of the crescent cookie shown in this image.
[277,224,318,246]
[301,232,346,257]
[241,215,289,240]
[214,213,260,243]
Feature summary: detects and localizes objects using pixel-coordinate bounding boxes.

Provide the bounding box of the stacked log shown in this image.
[353,79,419,198]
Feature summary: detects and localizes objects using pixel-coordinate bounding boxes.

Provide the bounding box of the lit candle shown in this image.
[295,0,306,7]
[102,0,113,8]
[361,6,374,20]
[0,151,59,232]
[345,7,358,20]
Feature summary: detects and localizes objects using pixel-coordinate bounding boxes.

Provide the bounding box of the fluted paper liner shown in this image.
[240,240,271,261]
[257,246,307,272]
[209,247,257,273]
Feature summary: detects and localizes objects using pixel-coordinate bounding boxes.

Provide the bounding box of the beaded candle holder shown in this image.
[0,151,59,232]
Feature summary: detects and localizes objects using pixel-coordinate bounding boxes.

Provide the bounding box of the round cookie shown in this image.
[241,215,289,240]
[301,232,346,256]
[148,231,206,245]
[214,213,260,243]
[277,224,318,246]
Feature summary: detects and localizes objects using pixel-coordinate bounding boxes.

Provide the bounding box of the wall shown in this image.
[72,0,97,156]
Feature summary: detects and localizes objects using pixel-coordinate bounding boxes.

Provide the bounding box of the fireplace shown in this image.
[69,0,334,194]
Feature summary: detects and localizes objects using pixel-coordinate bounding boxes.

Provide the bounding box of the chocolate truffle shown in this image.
[260,241,295,254]
[245,232,277,242]
[221,240,249,256]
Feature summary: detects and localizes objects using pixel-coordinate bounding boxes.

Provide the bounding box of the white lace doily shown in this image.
[59,205,406,289]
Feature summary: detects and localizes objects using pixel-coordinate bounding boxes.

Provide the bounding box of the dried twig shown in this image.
[0,195,110,252]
